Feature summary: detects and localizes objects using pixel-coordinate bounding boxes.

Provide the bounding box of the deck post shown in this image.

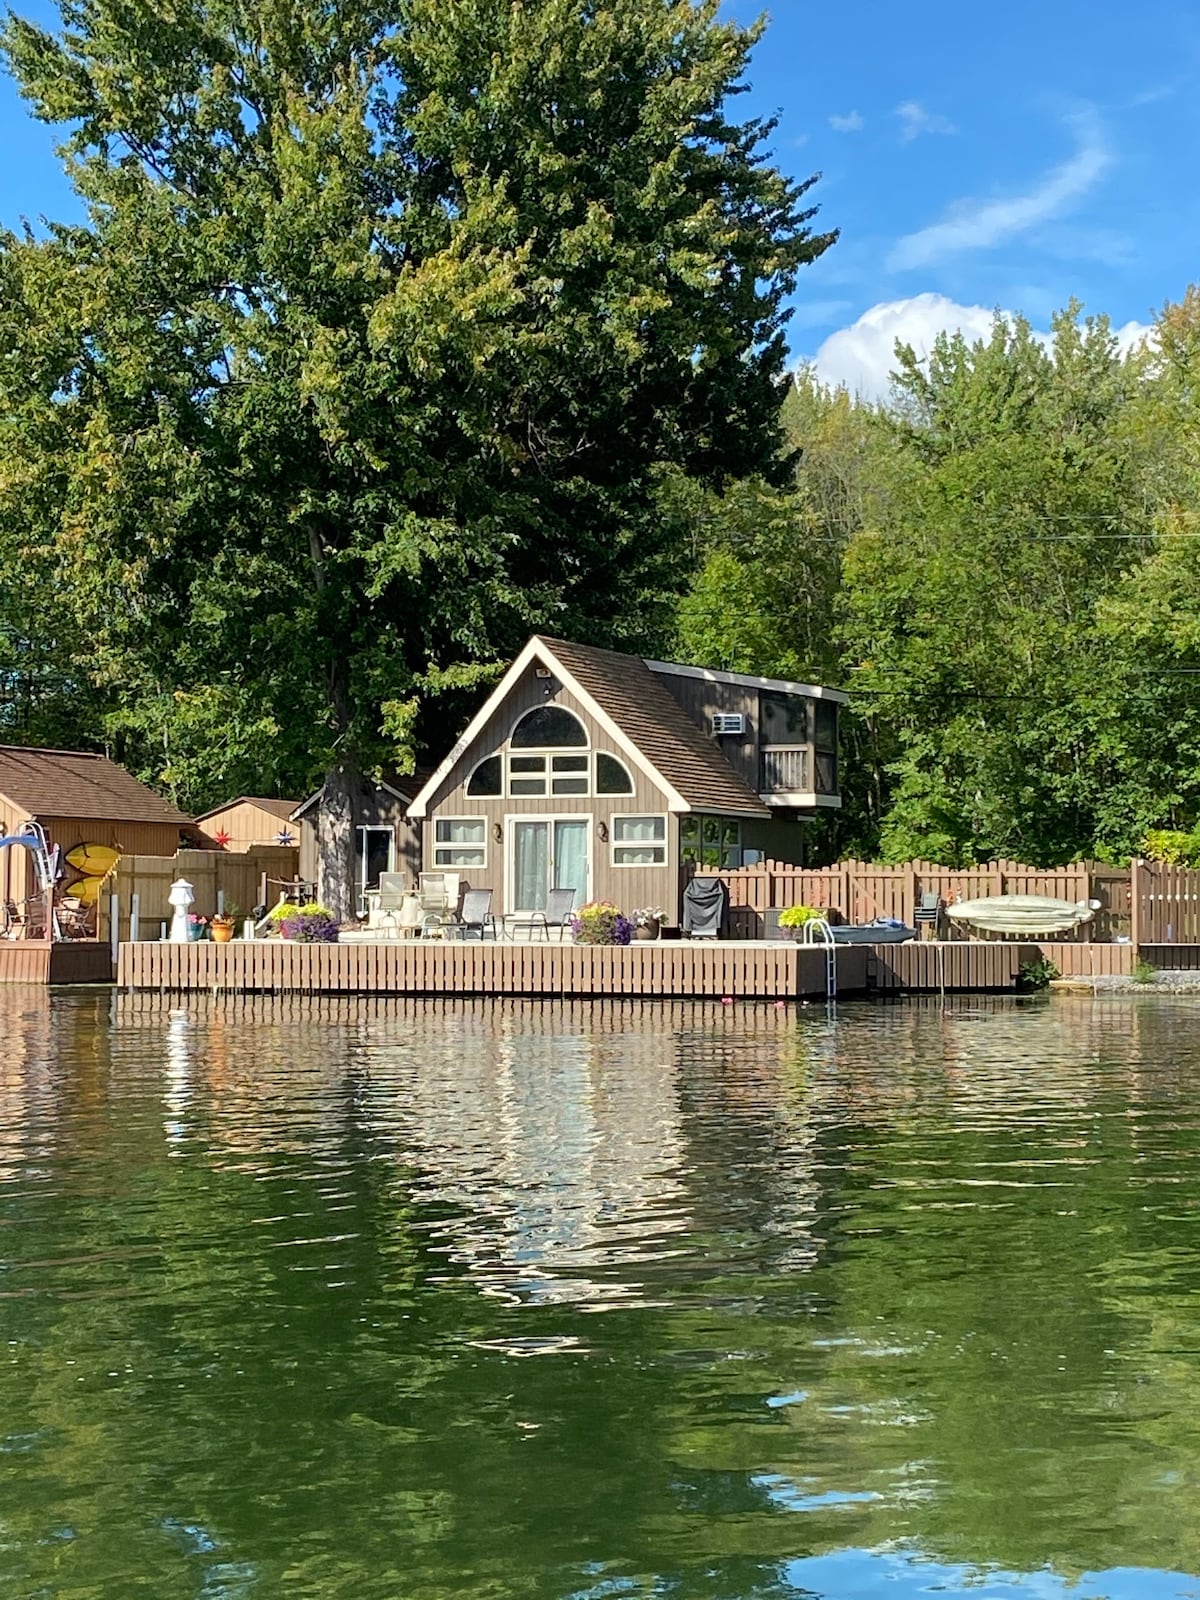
[1130,859,1142,956]
[130,892,140,944]
[109,892,120,969]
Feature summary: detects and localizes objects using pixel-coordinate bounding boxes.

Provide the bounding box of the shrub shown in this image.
[778,904,825,929]
[1017,957,1060,991]
[278,903,339,943]
[1132,959,1157,985]
[572,901,633,946]
[1141,829,1200,867]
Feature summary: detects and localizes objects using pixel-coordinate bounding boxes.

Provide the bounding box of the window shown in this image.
[612,815,667,867]
[814,699,838,794]
[434,817,486,868]
[467,755,502,796]
[760,691,808,745]
[680,816,741,868]
[596,752,633,795]
[357,826,393,912]
[506,753,592,797]
[511,705,588,748]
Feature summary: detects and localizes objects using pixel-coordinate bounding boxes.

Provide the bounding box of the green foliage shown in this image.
[0,0,834,910]
[1132,958,1158,985]
[1017,957,1060,992]
[778,904,824,928]
[1141,829,1200,867]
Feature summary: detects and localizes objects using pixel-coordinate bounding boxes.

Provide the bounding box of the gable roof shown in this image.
[0,746,193,826]
[408,636,771,820]
[290,771,430,823]
[195,796,301,825]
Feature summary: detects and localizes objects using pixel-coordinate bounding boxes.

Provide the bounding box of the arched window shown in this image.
[505,705,590,795]
[510,706,588,749]
[467,755,502,797]
[595,752,633,795]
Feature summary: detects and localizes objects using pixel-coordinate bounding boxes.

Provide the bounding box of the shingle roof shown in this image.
[195,796,301,824]
[538,637,770,818]
[0,746,193,826]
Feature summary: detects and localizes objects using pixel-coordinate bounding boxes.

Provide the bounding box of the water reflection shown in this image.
[0,988,1198,1600]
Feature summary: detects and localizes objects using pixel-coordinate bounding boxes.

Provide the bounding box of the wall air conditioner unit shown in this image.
[711,713,746,736]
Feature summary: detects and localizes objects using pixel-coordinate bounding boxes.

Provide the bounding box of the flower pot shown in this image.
[211,919,236,944]
[634,919,661,941]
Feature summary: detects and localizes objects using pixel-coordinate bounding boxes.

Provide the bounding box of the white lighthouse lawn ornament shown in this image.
[168,878,195,943]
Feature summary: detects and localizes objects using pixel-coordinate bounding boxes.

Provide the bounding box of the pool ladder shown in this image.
[801,916,837,1000]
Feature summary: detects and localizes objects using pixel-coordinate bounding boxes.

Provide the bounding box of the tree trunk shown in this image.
[316,758,360,923]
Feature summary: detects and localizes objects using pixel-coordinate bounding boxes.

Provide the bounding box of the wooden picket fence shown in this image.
[96,845,300,947]
[716,857,1194,945]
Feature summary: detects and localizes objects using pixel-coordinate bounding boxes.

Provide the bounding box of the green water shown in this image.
[3,990,1200,1600]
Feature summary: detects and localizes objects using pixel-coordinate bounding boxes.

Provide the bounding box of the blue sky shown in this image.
[1,0,1196,396]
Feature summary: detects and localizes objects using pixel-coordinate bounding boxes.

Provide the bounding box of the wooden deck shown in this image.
[0,942,115,985]
[112,937,1092,1000]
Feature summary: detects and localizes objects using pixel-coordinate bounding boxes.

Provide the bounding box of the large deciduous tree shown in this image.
[0,0,834,913]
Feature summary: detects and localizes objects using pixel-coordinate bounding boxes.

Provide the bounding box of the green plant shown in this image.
[213,903,241,924]
[279,903,339,943]
[1141,829,1200,867]
[1017,957,1060,992]
[267,900,299,922]
[571,902,633,946]
[778,904,825,928]
[1132,959,1158,985]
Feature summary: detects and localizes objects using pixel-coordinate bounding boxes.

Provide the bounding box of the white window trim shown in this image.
[594,751,634,797]
[466,755,503,798]
[610,812,668,868]
[505,750,592,799]
[507,704,591,749]
[433,816,488,869]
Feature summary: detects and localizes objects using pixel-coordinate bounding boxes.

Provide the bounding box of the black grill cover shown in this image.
[683,876,727,938]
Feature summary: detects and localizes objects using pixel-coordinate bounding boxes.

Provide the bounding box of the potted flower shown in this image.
[776,904,825,941]
[186,913,210,942]
[211,904,240,944]
[571,901,633,946]
[631,906,664,942]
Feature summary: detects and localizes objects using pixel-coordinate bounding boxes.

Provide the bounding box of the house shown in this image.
[291,772,426,911]
[406,636,846,920]
[195,796,302,851]
[0,746,194,923]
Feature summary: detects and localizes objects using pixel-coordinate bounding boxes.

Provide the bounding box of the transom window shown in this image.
[612,815,667,867]
[467,755,502,796]
[508,752,590,797]
[434,817,486,868]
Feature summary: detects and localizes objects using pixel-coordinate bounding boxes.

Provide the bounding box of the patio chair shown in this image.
[374,871,408,934]
[417,871,461,936]
[456,888,498,941]
[913,891,944,939]
[508,887,576,942]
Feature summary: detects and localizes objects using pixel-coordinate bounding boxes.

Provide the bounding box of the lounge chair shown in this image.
[507,887,576,942]
[456,888,498,941]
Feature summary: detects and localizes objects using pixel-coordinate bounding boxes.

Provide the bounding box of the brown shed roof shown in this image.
[0,746,193,826]
[195,796,301,824]
[538,637,771,818]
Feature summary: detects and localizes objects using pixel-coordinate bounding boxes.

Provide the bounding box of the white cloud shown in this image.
[896,101,956,141]
[887,110,1110,270]
[828,110,864,133]
[805,292,1153,402]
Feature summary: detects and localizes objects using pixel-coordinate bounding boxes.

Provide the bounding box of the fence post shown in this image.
[1130,859,1142,955]
[130,892,140,944]
[905,864,917,929]
[109,892,120,969]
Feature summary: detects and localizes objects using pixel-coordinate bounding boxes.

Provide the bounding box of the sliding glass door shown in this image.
[508,818,589,913]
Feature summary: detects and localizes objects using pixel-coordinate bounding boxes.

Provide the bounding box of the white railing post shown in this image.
[109,892,120,968]
[130,892,140,944]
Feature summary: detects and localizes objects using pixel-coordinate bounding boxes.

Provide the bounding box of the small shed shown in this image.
[291,774,426,911]
[196,796,302,851]
[0,746,194,923]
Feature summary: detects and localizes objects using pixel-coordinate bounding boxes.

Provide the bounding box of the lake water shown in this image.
[3,989,1200,1600]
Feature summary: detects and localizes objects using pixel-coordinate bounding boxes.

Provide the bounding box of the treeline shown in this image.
[670,296,1200,867]
[0,0,1196,880]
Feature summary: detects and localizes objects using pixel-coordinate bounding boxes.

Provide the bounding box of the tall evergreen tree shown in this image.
[0,0,834,911]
